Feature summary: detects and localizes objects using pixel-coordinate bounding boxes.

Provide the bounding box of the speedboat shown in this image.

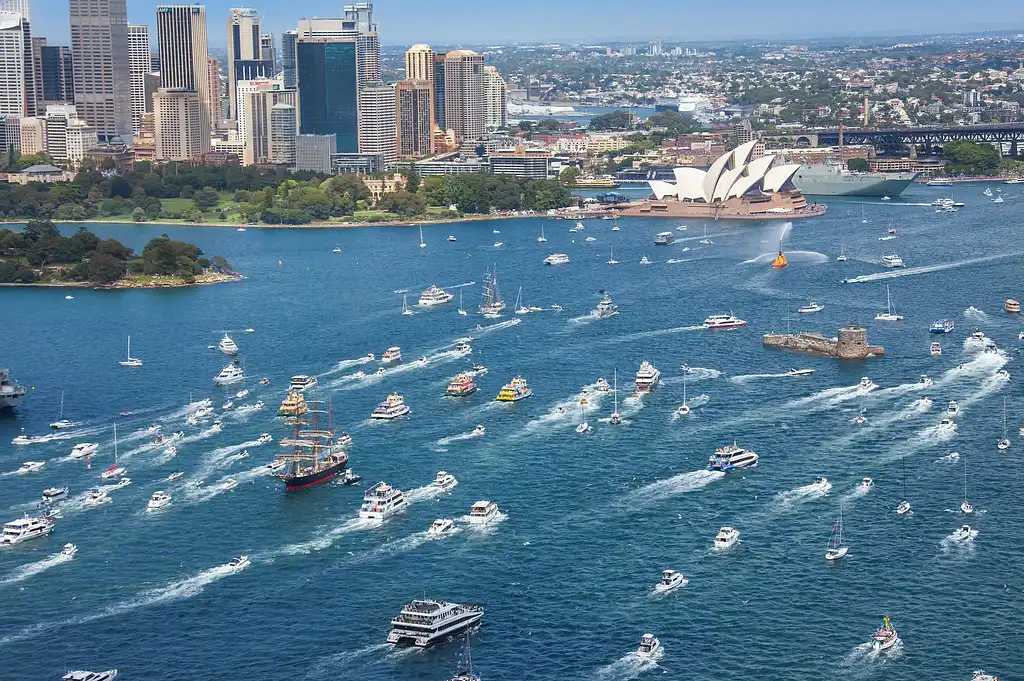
[939,417,957,431]
[227,555,250,571]
[473,424,486,437]
[713,526,740,549]
[235,387,250,399]
[221,477,238,490]
[919,374,934,388]
[858,377,876,390]
[543,253,570,266]
[265,459,286,472]
[896,500,912,515]
[971,328,985,341]
[222,400,234,410]
[951,524,974,542]
[218,334,239,355]
[860,477,874,489]
[50,418,77,430]
[340,469,362,485]
[492,242,503,248]
[147,491,172,510]
[947,400,960,416]
[703,313,747,329]
[60,543,77,558]
[336,432,353,448]
[447,235,456,242]
[381,347,402,363]
[468,500,499,525]
[788,368,815,376]
[83,489,111,506]
[428,518,454,536]
[654,569,687,592]
[931,342,942,356]
[639,256,652,265]
[332,247,342,253]
[797,301,824,314]
[636,633,661,658]
[434,471,458,491]
[42,487,69,502]
[12,434,45,445]
[584,236,597,242]
[62,671,118,681]
[257,433,273,445]
[870,617,899,652]
[167,470,184,481]
[19,460,45,473]
[811,476,833,494]
[259,377,271,385]
[593,378,611,392]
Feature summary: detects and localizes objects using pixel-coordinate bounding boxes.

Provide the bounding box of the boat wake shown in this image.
[962,306,988,321]
[277,517,381,556]
[840,252,1021,284]
[337,528,461,567]
[334,349,467,392]
[307,642,392,676]
[841,483,872,503]
[320,355,375,377]
[458,511,508,535]
[606,324,704,344]
[771,481,832,510]
[182,475,243,504]
[940,529,978,551]
[179,423,224,446]
[841,640,903,667]
[592,648,663,681]
[935,451,960,463]
[403,483,448,503]
[743,249,828,265]
[666,367,721,383]
[626,469,725,506]
[0,551,74,587]
[730,371,799,382]
[194,438,265,478]
[434,428,485,448]
[470,318,522,335]
[517,382,612,436]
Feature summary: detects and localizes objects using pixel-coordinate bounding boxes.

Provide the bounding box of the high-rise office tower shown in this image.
[153,88,203,160]
[442,50,485,143]
[358,80,395,168]
[483,65,507,130]
[432,52,446,130]
[235,77,277,148]
[0,0,29,20]
[244,88,295,164]
[38,43,74,104]
[43,103,77,159]
[280,30,296,89]
[404,44,433,82]
[396,79,432,157]
[259,32,275,65]
[69,0,132,142]
[156,4,210,152]
[29,35,43,112]
[207,56,222,123]
[0,10,34,118]
[295,36,359,152]
[127,24,150,137]
[226,7,261,119]
[296,5,378,89]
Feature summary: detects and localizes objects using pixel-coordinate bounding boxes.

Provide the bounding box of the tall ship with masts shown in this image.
[479,264,505,317]
[272,397,349,491]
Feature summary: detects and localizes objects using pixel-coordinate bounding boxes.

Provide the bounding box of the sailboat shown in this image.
[960,456,973,514]
[119,335,143,367]
[49,391,75,429]
[449,630,481,681]
[861,205,868,224]
[836,240,848,262]
[896,457,911,515]
[676,373,691,415]
[537,224,547,243]
[418,225,426,248]
[699,224,713,245]
[513,286,529,315]
[607,246,618,265]
[576,396,591,434]
[167,446,183,481]
[479,264,505,317]
[997,397,1011,450]
[610,369,622,425]
[100,425,126,479]
[458,289,467,316]
[611,215,620,231]
[402,294,414,316]
[874,285,903,321]
[825,503,849,560]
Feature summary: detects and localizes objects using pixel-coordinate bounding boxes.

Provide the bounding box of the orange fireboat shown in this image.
[771,250,788,268]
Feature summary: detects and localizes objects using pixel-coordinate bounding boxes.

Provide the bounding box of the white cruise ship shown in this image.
[386,599,484,647]
[218,334,239,355]
[544,253,570,265]
[371,393,411,419]
[419,285,455,306]
[0,368,27,410]
[214,361,245,386]
[635,361,661,395]
[359,482,408,519]
[288,375,318,392]
[706,443,759,471]
[1,516,54,544]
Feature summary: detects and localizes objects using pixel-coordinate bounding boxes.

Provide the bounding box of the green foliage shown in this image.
[55,203,87,220]
[193,186,220,210]
[210,255,232,273]
[943,140,1000,176]
[559,166,582,186]
[847,158,870,172]
[132,207,148,222]
[141,235,203,276]
[379,191,427,217]
[536,118,561,131]
[88,252,127,284]
[0,261,38,283]
[644,110,698,138]
[588,110,634,131]
[420,173,571,214]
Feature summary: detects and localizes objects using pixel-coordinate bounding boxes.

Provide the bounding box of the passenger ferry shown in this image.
[446,374,477,397]
[634,361,661,395]
[386,599,484,647]
[358,482,408,519]
[1,516,54,544]
[880,253,905,268]
[278,391,308,417]
[371,393,411,419]
[288,375,318,392]
[703,313,747,329]
[929,319,955,334]
[419,285,455,306]
[382,346,402,363]
[468,500,500,524]
[543,253,570,265]
[654,231,675,245]
[496,377,532,402]
[1005,299,1021,313]
[706,443,759,472]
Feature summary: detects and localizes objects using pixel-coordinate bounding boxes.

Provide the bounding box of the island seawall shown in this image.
[763,325,884,359]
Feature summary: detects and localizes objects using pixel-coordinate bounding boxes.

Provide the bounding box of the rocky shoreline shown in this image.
[0,270,244,290]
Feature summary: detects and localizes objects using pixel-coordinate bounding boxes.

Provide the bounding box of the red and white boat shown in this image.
[703,313,747,330]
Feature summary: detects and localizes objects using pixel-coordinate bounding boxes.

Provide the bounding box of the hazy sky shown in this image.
[30,0,1024,48]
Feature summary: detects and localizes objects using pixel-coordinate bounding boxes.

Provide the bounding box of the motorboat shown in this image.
[12,434,45,445]
[654,231,675,245]
[947,400,960,416]
[993,195,1004,203]
[703,313,747,329]
[454,340,472,355]
[853,411,867,425]
[375,368,387,376]
[591,296,618,318]
[358,482,408,519]
[332,246,342,253]
[428,518,454,535]
[227,555,250,571]
[265,459,287,472]
[167,470,184,481]
[931,342,942,356]
[214,361,245,386]
[340,469,362,485]
[654,569,688,592]
[419,285,455,306]
[469,364,487,375]
[336,431,353,448]
[218,334,239,355]
[788,368,815,376]
[42,487,69,502]
[952,524,974,542]
[447,235,456,242]
[797,301,824,314]
[930,319,955,334]
[60,543,77,558]
[382,347,402,363]
[84,489,111,506]
[592,377,611,392]
[860,477,873,489]
[983,187,993,197]
[713,526,740,549]
[880,253,905,268]
[496,377,533,402]
[544,253,570,265]
[919,374,934,388]
[235,387,250,399]
[584,236,597,242]
[706,444,758,471]
[372,393,411,419]
[939,417,957,431]
[147,491,172,510]
[858,377,876,390]
[62,670,118,681]
[386,599,484,648]
[222,400,234,410]
[288,375,318,392]
[811,476,833,494]
[896,500,912,515]
[246,328,255,333]
[468,500,499,524]
[971,671,999,681]
[187,405,214,424]
[434,471,458,491]
[639,256,652,265]
[446,374,478,397]
[109,477,131,489]
[221,477,238,490]
[971,327,985,341]
[636,633,661,658]
[634,361,661,395]
[0,516,54,544]
[19,460,45,473]
[473,425,486,437]
[258,433,273,445]
[870,616,899,652]
[259,377,271,385]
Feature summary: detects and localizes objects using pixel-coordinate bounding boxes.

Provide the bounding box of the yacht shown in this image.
[919,374,934,388]
[859,377,875,390]
[592,377,611,392]
[881,253,905,268]
[636,633,661,658]
[993,195,1004,203]
[428,518,455,536]
[970,327,985,340]
[654,231,675,245]
[788,368,815,376]
[147,491,172,510]
[699,224,713,244]
[836,241,848,262]
[0,516,54,544]
[870,617,899,652]
[961,456,973,515]
[359,482,408,519]
[939,417,957,431]
[639,255,652,265]
[811,475,833,494]
[496,377,533,402]
[592,296,618,318]
[654,569,687,592]
[797,301,825,314]
[454,340,472,355]
[60,543,77,558]
[386,599,484,647]
[402,295,414,316]
[372,393,411,419]
[218,334,239,355]
[634,361,661,395]
[382,347,402,363]
[952,524,974,542]
[544,253,570,265]
[713,526,741,549]
[12,434,45,445]
[875,285,903,321]
[227,555,250,571]
[703,313,747,329]
[706,443,759,472]
[537,224,547,242]
[947,400,960,416]
[288,375,318,392]
[278,392,308,417]
[18,460,45,473]
[119,335,143,367]
[825,504,849,561]
[931,342,942,356]
[930,319,955,334]
[434,471,458,491]
[84,489,111,506]
[42,487,69,502]
[447,235,456,242]
[468,500,499,524]
[997,397,1011,450]
[214,361,245,386]
[62,671,118,681]
[419,285,455,306]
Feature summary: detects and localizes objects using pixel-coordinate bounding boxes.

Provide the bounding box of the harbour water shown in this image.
[0,183,1021,680]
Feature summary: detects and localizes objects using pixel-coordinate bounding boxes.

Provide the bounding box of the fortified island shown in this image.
[763,325,884,359]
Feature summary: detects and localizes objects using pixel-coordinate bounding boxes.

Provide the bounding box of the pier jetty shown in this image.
[762,325,884,359]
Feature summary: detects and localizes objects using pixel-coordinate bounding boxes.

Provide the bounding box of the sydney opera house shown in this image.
[616,140,827,220]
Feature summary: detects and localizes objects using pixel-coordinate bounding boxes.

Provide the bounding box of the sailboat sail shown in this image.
[479,265,505,315]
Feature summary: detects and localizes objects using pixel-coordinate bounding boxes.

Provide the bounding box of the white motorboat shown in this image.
[246,328,255,333]
[84,489,111,506]
[703,313,747,329]
[119,335,143,367]
[340,468,362,485]
[18,460,45,473]
[492,241,503,248]
[257,433,273,445]
[713,526,740,549]
[951,524,974,542]
[858,377,876,390]
[919,374,934,388]
[811,475,833,494]
[359,482,408,519]
[870,617,899,652]
[0,516,54,544]
[288,375,318,392]
[12,434,45,445]
[860,477,874,489]
[332,246,342,253]
[947,400,960,416]
[222,400,234,410]
[472,424,486,437]
[880,253,905,268]
[42,486,69,502]
[434,470,458,491]
[993,195,1004,203]
[797,301,824,314]
[218,334,239,355]
[939,417,957,431]
[636,633,661,658]
[468,500,499,524]
[971,671,999,681]
[639,255,652,265]
[419,285,455,306]
[167,470,184,481]
[372,393,411,419]
[447,235,456,242]
[227,555,250,571]
[874,285,903,321]
[62,670,118,681]
[147,491,172,510]
[221,477,238,490]
[584,236,597,242]
[825,504,849,561]
[60,542,77,558]
[931,342,942,356]
[591,296,618,318]
[214,361,245,386]
[788,368,815,376]
[983,187,993,197]
[381,347,402,364]
[654,569,688,592]
[428,518,454,536]
[544,253,570,265]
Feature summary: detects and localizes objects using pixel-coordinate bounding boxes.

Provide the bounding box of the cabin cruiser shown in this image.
[19,460,45,473]
[496,377,532,402]
[931,342,942,356]
[797,301,825,314]
[880,253,905,268]
[592,296,618,318]
[714,526,741,549]
[213,361,245,386]
[634,361,661,395]
[42,487,69,502]
[336,432,353,449]
[870,617,899,652]
[419,285,455,306]
[952,524,974,542]
[0,516,54,544]
[639,255,652,265]
[257,433,273,445]
[218,334,239,355]
[59,542,77,558]
[919,374,934,388]
[938,417,957,431]
[187,405,215,424]
[706,443,759,472]
[636,633,661,658]
[896,500,911,516]
[947,400,961,416]
[428,518,455,536]
[810,476,833,494]
[265,458,287,472]
[703,313,747,329]
[788,368,815,376]
[971,328,985,341]
[386,599,484,647]
[84,489,111,506]
[447,235,456,242]
[382,347,402,363]
[359,482,408,519]
[654,569,687,592]
[930,319,955,334]
[589,377,611,393]
[544,253,570,265]
[434,471,458,491]
[12,434,46,445]
[446,374,477,397]
[372,393,411,419]
[288,375,318,392]
[860,477,874,489]
[50,417,78,430]
[468,364,487,375]
[454,340,472,355]
[221,477,238,491]
[858,377,876,390]
[227,555,250,571]
[147,491,172,510]
[654,231,675,245]
[62,670,118,681]
[339,468,361,485]
[468,500,500,525]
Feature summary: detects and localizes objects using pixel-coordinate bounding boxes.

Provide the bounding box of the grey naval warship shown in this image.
[791,163,918,197]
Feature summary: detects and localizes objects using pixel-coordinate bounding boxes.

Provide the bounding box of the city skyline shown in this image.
[28,0,1024,49]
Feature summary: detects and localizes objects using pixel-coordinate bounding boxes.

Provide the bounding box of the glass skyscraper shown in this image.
[296,39,358,153]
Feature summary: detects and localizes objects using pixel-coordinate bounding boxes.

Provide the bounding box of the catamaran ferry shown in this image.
[706,443,759,471]
[635,361,661,395]
[372,393,411,419]
[385,599,484,647]
[359,482,408,519]
[930,319,955,334]
[703,314,747,329]
[446,374,478,397]
[419,285,455,306]
[543,253,570,265]
[496,377,532,402]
